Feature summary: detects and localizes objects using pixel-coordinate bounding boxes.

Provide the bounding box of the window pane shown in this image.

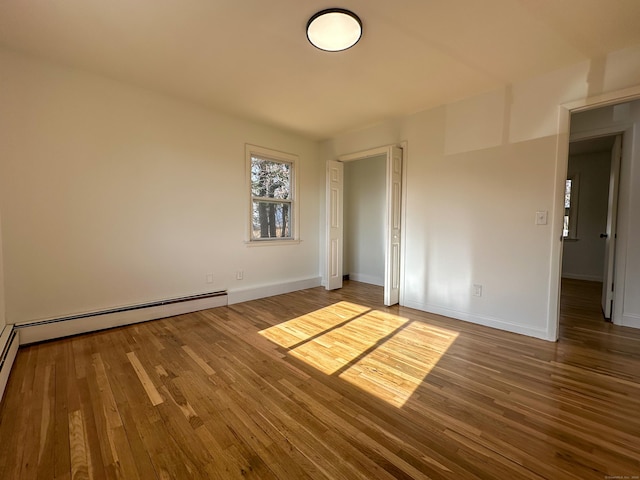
[564,179,572,208]
[251,157,291,199]
[563,215,569,237]
[252,201,291,239]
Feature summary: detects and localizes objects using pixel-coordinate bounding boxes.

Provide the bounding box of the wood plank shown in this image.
[1,279,639,479]
[68,410,91,480]
[181,345,216,376]
[126,351,164,406]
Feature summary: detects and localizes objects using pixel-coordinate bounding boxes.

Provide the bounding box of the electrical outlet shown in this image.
[206,273,214,284]
[473,284,483,297]
[236,270,244,280]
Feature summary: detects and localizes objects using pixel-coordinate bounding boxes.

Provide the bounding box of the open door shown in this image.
[384,146,403,306]
[601,135,622,319]
[326,160,343,290]
[326,145,403,302]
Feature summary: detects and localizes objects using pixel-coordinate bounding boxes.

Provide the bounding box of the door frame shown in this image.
[325,142,408,306]
[600,134,622,319]
[549,86,640,340]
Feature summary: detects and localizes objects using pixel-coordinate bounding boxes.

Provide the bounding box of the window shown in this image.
[246,145,298,242]
[563,174,579,239]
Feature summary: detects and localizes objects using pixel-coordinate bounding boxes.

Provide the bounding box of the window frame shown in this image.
[563,174,580,240]
[245,144,299,245]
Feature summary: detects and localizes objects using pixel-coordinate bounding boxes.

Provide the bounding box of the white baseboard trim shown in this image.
[0,326,20,402]
[15,293,228,345]
[561,273,603,282]
[620,313,640,329]
[228,276,322,305]
[348,273,384,287]
[402,300,552,341]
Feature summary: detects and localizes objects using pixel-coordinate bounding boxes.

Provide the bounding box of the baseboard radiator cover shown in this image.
[15,291,228,345]
[0,326,20,402]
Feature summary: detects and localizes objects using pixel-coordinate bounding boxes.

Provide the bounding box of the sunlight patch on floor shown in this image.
[259,301,371,349]
[338,321,459,407]
[259,302,459,407]
[287,308,409,375]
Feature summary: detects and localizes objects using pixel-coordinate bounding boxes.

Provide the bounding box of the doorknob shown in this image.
[600,233,608,238]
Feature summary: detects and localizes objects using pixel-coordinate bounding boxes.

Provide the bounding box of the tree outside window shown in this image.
[246,145,298,242]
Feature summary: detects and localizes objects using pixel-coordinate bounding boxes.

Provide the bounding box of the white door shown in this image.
[326,160,344,290]
[601,135,622,319]
[384,147,402,306]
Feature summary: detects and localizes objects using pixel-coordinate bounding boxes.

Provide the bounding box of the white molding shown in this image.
[403,300,552,341]
[399,140,408,307]
[228,276,322,305]
[244,239,302,247]
[16,295,227,345]
[349,273,384,287]
[620,313,640,329]
[0,327,20,402]
[563,85,640,113]
[546,105,571,341]
[339,145,389,162]
[561,273,603,282]
[570,125,631,143]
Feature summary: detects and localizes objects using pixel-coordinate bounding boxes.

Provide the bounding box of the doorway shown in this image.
[551,97,640,340]
[325,145,404,306]
[561,134,621,321]
[343,155,386,288]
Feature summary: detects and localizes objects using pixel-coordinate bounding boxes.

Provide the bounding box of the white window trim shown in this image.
[564,173,580,240]
[245,144,300,244]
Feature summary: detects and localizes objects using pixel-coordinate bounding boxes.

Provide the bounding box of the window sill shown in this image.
[563,237,579,242]
[245,239,301,247]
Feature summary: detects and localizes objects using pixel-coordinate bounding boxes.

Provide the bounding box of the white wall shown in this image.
[321,43,640,340]
[0,212,6,329]
[562,151,611,281]
[0,49,321,325]
[344,155,385,286]
[569,101,640,329]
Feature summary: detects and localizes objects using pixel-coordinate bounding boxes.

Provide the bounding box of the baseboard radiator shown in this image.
[15,291,228,345]
[0,326,20,402]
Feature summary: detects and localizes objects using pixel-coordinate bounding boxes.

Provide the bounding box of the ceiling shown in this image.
[1,1,640,140]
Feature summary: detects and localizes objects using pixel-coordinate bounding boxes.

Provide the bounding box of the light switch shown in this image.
[535,211,548,225]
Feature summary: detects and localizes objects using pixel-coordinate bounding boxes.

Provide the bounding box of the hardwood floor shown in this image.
[1,280,639,479]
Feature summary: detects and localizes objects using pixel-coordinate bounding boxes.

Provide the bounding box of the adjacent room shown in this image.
[1,1,640,479]
[344,154,386,289]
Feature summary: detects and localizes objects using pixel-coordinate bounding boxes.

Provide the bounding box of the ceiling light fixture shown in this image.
[306,8,362,52]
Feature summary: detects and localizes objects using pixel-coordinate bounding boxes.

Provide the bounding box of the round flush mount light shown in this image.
[306,8,362,52]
